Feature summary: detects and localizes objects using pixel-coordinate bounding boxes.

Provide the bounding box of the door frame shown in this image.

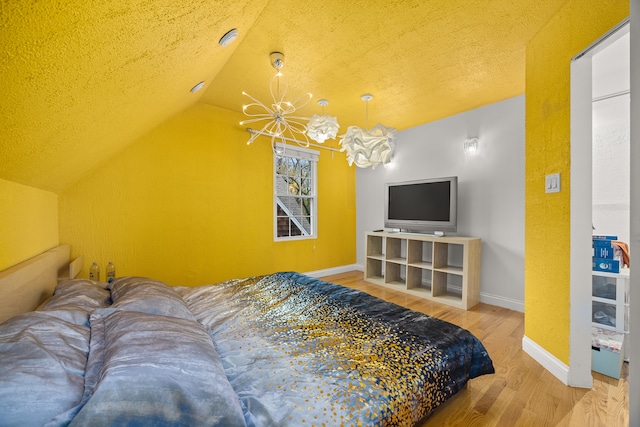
[569,19,630,387]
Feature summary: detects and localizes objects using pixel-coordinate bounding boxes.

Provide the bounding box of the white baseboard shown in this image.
[304,264,361,278]
[480,292,524,312]
[522,335,569,385]
[431,285,524,312]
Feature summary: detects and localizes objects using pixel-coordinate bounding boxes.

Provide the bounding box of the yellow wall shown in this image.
[525,0,628,364]
[0,178,58,271]
[59,104,356,286]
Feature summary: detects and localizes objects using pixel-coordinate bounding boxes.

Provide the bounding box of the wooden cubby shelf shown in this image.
[364,231,482,310]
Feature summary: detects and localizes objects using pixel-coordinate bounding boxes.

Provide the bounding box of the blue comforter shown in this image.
[177,272,494,426]
[0,273,493,426]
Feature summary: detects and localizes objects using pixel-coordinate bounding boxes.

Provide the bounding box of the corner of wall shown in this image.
[524,0,629,366]
[0,178,59,271]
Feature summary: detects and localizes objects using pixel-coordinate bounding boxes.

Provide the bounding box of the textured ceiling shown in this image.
[0,0,568,192]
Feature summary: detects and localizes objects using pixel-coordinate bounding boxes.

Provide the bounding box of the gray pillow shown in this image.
[108,276,195,321]
[41,279,112,325]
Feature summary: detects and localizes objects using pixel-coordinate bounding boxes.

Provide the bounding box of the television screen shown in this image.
[388,181,451,221]
[384,177,457,234]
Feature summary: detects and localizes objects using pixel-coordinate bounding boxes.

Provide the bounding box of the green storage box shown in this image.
[591,326,624,379]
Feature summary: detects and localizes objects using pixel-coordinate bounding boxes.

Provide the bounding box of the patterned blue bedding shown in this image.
[178,272,494,426]
[0,273,493,426]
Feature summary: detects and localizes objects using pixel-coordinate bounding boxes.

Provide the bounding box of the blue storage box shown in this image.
[592,235,618,241]
[592,327,625,379]
[592,246,615,259]
[592,258,620,273]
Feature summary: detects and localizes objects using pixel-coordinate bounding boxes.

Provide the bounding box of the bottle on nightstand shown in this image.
[106,261,116,284]
[89,262,100,282]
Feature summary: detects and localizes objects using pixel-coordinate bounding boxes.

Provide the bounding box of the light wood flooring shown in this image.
[320,271,629,427]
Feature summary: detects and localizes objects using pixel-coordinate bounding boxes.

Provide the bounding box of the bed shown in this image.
[0,253,494,426]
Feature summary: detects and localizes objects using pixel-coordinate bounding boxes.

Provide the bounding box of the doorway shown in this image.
[569,20,629,388]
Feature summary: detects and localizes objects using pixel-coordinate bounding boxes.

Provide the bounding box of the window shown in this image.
[274,143,319,240]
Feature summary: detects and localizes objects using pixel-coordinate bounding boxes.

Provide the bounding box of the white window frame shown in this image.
[273,143,319,241]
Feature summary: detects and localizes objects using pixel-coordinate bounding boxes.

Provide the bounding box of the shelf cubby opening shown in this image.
[365,258,384,281]
[367,235,384,258]
[407,266,432,293]
[386,237,406,263]
[385,262,406,286]
[433,242,465,271]
[446,243,464,269]
[432,271,463,300]
[432,242,448,269]
[407,240,433,268]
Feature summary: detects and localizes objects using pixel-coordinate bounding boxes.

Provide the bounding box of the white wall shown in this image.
[592,32,630,244]
[356,95,525,311]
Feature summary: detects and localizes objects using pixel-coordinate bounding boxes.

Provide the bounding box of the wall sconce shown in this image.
[464,137,479,154]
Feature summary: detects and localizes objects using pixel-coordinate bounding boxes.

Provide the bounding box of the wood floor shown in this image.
[320,271,629,427]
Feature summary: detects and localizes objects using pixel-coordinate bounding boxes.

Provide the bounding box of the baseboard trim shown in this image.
[480,292,524,312]
[304,264,361,278]
[430,284,524,312]
[522,335,569,385]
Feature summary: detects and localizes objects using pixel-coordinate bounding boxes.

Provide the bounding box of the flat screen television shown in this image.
[384,176,458,234]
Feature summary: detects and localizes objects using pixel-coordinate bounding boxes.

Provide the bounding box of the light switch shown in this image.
[545,173,560,193]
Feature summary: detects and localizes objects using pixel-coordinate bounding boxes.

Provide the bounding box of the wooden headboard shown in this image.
[0,245,82,323]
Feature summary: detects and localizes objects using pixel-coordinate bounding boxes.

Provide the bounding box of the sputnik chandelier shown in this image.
[240,52,339,155]
[241,52,394,167]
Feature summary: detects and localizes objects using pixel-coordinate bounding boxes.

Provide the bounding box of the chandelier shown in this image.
[241,53,394,168]
[306,99,340,143]
[339,94,396,168]
[241,52,316,155]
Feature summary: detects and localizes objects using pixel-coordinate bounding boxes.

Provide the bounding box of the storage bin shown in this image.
[591,327,625,379]
[591,270,629,333]
[592,301,617,328]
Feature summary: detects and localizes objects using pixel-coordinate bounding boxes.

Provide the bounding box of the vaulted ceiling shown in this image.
[0,0,567,192]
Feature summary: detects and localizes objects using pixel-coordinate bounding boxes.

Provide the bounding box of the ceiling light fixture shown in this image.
[219,28,238,47]
[240,52,313,156]
[339,94,396,168]
[190,81,205,93]
[306,99,340,143]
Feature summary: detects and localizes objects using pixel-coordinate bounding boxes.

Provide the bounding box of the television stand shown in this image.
[364,231,481,310]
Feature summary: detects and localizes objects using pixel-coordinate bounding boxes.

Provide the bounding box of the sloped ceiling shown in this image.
[0,0,567,192]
